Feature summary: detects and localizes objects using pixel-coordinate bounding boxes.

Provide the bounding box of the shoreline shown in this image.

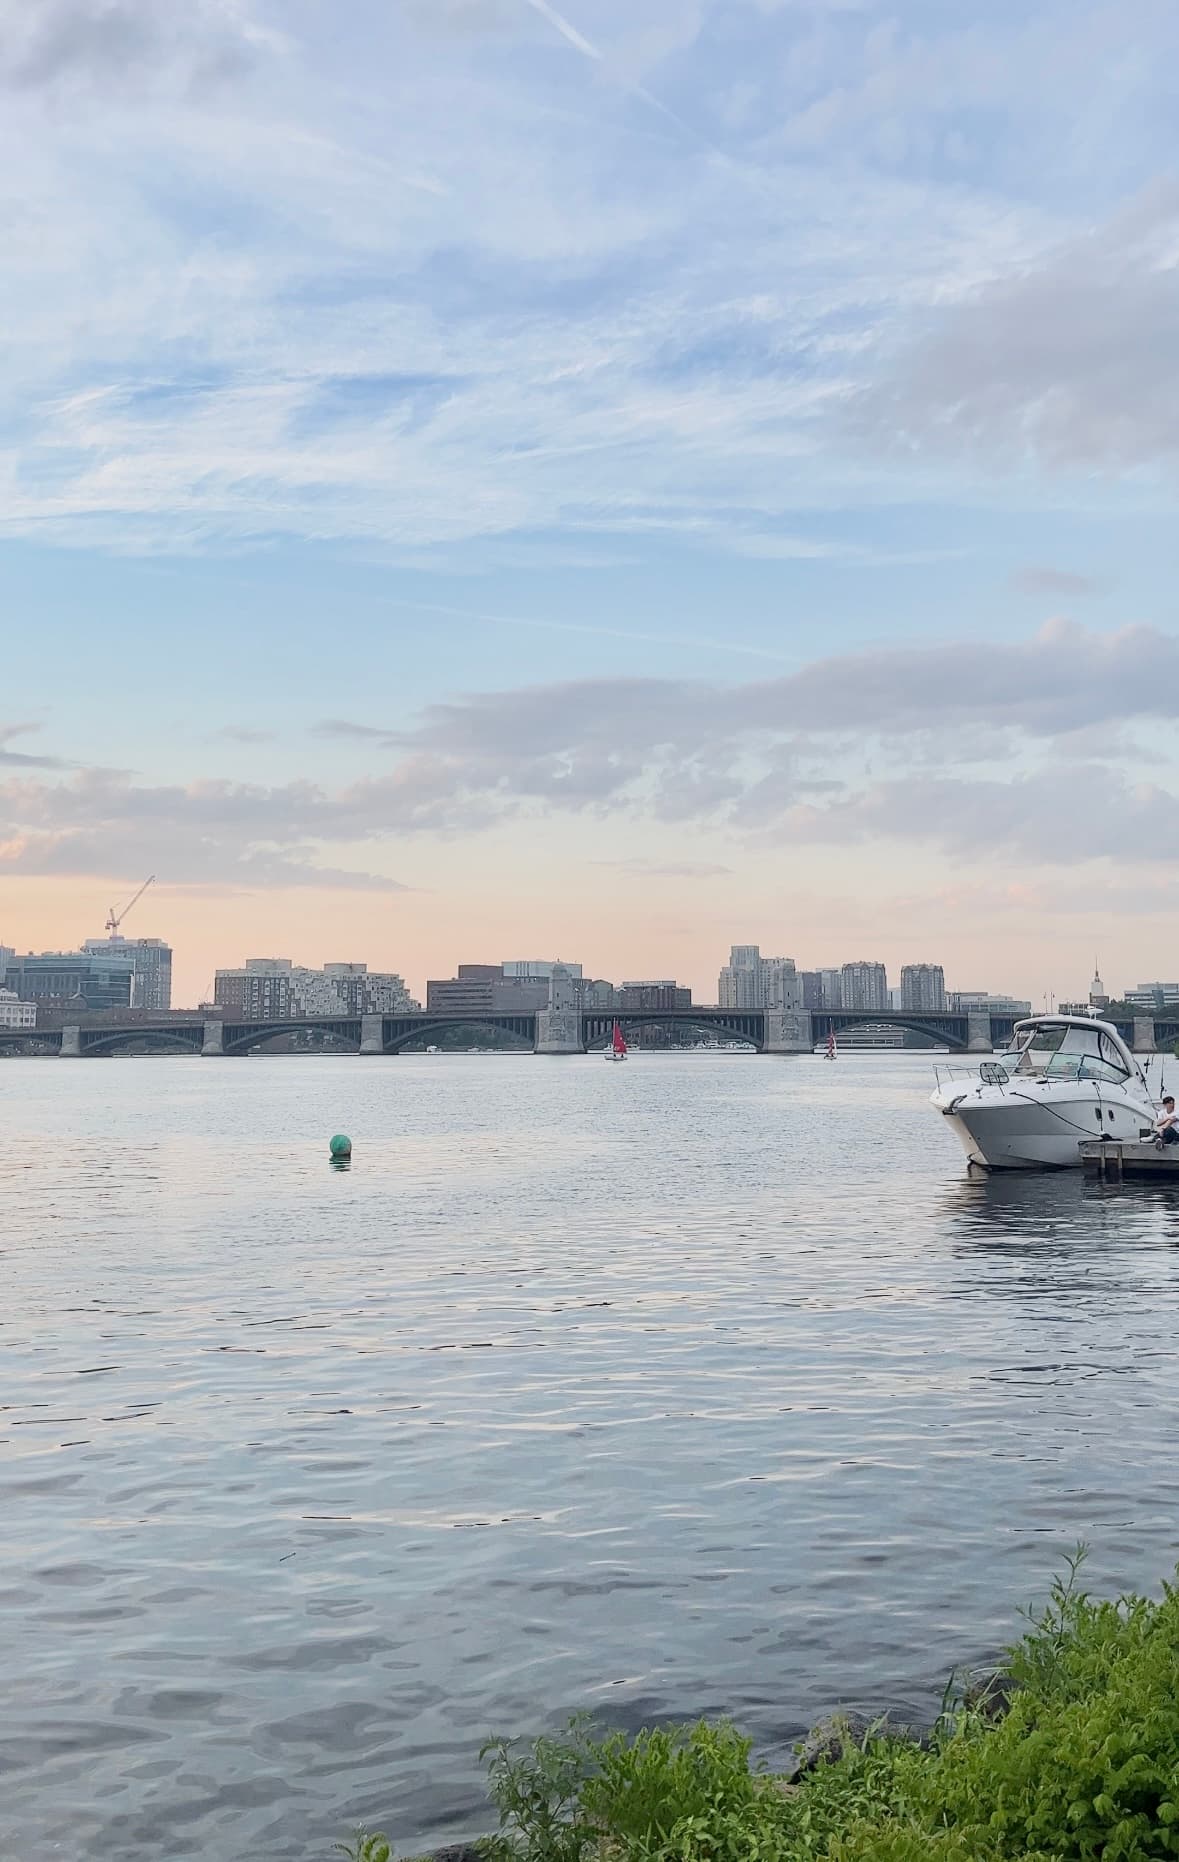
[344,1555,1179,1862]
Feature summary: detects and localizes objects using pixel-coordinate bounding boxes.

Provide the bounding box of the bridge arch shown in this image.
[220,1019,362,1056]
[80,1028,204,1058]
[383,1015,536,1054]
[817,1012,970,1052]
[584,1012,762,1051]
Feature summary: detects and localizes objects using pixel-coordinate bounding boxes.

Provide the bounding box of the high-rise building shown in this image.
[718,944,760,1008]
[900,963,946,1012]
[819,968,843,1011]
[83,937,172,1011]
[502,959,583,981]
[1089,962,1109,1010]
[717,945,799,1010]
[3,950,134,1013]
[840,961,889,1013]
[761,957,800,1011]
[798,970,824,1012]
[0,988,37,1030]
[216,958,417,1019]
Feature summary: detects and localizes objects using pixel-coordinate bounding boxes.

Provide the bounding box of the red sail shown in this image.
[612,1019,627,1055]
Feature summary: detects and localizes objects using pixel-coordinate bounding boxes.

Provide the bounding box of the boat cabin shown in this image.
[990,1014,1145,1088]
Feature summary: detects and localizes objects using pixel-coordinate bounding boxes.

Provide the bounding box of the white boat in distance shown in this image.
[931,1014,1158,1170]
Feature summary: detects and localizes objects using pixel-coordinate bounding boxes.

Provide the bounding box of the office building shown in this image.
[949,991,1032,1016]
[0,988,37,1030]
[840,961,889,1013]
[582,979,618,1011]
[1089,964,1109,1010]
[618,980,691,1012]
[426,965,549,1015]
[215,958,417,1019]
[3,950,134,1013]
[1124,983,1179,1011]
[502,960,583,981]
[83,937,172,1011]
[900,964,947,1012]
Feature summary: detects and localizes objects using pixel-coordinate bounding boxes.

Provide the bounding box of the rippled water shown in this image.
[4,1050,1179,1860]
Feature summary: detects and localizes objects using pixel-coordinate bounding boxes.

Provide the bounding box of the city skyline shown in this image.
[0,923,1154,1017]
[3,1,1178,1003]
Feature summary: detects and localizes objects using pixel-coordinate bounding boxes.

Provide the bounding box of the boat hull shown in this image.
[932,1084,1155,1170]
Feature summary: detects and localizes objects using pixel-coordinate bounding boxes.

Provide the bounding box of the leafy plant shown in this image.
[335,1835,393,1862]
[338,1557,1179,1862]
[480,1717,601,1862]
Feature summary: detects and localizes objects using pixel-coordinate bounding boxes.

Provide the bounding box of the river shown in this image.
[4,1050,1179,1860]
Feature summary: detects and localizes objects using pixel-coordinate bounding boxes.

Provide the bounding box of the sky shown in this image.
[1,0,1177,1008]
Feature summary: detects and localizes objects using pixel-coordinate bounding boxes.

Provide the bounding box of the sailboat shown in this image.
[824,1028,837,1061]
[606,1019,628,1062]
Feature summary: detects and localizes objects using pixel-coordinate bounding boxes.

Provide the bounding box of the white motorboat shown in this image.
[931,1014,1158,1170]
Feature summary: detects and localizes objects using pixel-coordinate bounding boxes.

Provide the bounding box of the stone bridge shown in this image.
[1,1007,1172,1057]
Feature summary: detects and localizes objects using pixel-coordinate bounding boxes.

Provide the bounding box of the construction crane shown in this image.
[105,875,155,939]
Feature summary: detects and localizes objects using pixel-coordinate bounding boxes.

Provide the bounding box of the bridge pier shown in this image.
[967,1013,993,1054]
[201,1019,225,1058]
[763,1009,814,1054]
[1133,1016,1158,1056]
[360,1013,385,1056]
[534,1009,584,1055]
[59,1024,81,1058]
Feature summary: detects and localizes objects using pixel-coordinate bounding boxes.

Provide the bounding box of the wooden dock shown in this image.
[1081,1138,1179,1182]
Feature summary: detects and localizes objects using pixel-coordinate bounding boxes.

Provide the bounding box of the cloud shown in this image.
[0,723,68,769]
[208,724,276,744]
[5,622,1179,880]
[1011,566,1104,597]
[0,768,416,889]
[853,183,1179,469]
[0,0,266,94]
[594,858,734,878]
[314,719,393,742]
[785,763,1179,865]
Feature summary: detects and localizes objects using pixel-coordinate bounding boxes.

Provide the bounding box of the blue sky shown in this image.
[2,0,1178,1002]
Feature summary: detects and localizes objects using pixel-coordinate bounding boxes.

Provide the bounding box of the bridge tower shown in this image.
[535,964,585,1054]
[763,1009,813,1054]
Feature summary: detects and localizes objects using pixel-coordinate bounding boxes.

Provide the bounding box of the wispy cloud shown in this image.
[0,722,68,770]
[1011,566,1105,597]
[7,0,1172,558]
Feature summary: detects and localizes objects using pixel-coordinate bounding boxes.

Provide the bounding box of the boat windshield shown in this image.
[996,1022,1133,1085]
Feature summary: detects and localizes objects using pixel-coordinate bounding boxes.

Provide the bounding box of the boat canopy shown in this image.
[999,1014,1143,1086]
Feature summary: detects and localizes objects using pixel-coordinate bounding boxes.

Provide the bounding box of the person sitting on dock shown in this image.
[1155,1096,1179,1146]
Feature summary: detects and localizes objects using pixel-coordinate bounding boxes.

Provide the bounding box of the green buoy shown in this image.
[329,1133,352,1158]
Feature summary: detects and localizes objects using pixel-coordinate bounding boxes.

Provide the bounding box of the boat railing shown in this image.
[933,1060,1015,1090]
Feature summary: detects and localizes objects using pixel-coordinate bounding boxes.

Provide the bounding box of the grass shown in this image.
[338,1550,1179,1862]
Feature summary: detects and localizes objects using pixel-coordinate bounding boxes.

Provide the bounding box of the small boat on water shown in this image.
[606,1020,628,1063]
[931,1014,1158,1171]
